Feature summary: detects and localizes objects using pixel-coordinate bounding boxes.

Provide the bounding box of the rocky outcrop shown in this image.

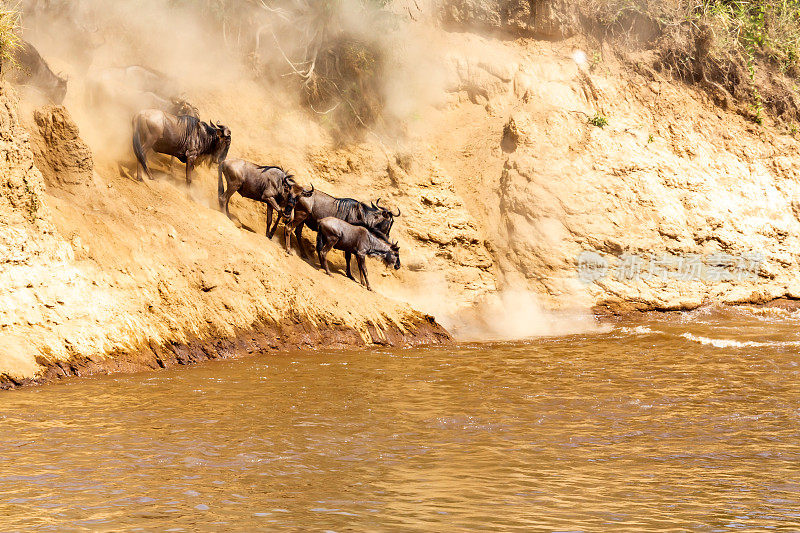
[31,105,94,189]
[431,33,800,314]
[438,0,579,38]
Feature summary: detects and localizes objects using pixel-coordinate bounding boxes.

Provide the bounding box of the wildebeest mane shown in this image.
[334,197,364,221]
[178,114,200,129]
[257,165,294,181]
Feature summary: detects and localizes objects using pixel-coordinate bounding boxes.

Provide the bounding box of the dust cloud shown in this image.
[446,289,609,342]
[385,273,606,342]
[21,0,446,163]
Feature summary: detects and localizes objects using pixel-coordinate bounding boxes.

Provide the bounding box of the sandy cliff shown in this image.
[5,0,800,385]
[0,88,448,388]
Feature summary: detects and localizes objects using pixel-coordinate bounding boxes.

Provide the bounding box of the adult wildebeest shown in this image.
[218,159,296,237]
[90,65,177,96]
[316,217,401,291]
[281,187,401,257]
[87,66,198,118]
[132,109,231,185]
[8,39,67,104]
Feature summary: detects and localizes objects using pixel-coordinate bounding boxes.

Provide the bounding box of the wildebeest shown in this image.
[132,109,231,185]
[316,217,401,291]
[281,187,401,257]
[8,39,67,104]
[90,65,177,96]
[22,0,104,73]
[218,159,296,237]
[87,66,197,118]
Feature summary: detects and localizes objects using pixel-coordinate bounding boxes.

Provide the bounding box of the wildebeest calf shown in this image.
[315,217,400,291]
[132,109,231,185]
[218,159,295,237]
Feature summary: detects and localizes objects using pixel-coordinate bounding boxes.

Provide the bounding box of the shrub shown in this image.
[589,113,609,128]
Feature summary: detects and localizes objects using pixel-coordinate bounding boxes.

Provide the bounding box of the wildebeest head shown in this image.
[209,121,232,162]
[282,182,314,218]
[383,241,401,270]
[370,198,401,235]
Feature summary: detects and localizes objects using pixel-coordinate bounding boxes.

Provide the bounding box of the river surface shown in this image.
[2,306,800,531]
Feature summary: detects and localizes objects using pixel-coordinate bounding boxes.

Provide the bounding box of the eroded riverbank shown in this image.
[0,315,448,390]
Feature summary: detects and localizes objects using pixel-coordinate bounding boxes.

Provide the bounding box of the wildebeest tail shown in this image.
[132,125,149,175]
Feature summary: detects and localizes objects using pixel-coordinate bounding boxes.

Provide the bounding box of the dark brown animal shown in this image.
[218,159,296,237]
[8,39,67,103]
[281,187,400,258]
[315,217,400,291]
[132,109,231,185]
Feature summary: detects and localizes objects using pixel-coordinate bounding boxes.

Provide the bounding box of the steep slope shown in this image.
[7,1,800,386]
[0,87,447,388]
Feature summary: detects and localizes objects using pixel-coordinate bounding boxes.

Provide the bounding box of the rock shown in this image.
[438,0,579,39]
[30,105,94,189]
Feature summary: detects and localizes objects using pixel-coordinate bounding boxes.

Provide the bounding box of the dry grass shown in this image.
[579,0,800,123]
[0,1,21,75]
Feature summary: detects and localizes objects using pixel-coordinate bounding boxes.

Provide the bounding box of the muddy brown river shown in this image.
[2,307,800,531]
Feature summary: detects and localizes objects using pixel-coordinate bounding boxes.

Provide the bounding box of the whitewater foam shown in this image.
[680,333,800,349]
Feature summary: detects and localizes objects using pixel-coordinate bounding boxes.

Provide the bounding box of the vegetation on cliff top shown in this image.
[587,0,800,125]
[0,1,20,74]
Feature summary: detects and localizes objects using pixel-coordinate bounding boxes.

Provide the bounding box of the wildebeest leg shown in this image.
[345,252,355,280]
[320,236,337,276]
[356,254,371,291]
[185,157,195,186]
[265,197,282,238]
[284,213,307,255]
[294,224,309,258]
[268,214,282,239]
[284,220,295,255]
[220,182,240,219]
[132,128,155,181]
[316,231,325,268]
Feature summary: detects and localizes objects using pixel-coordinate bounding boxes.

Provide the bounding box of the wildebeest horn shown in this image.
[375,198,382,208]
[393,207,401,217]
[302,184,314,197]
